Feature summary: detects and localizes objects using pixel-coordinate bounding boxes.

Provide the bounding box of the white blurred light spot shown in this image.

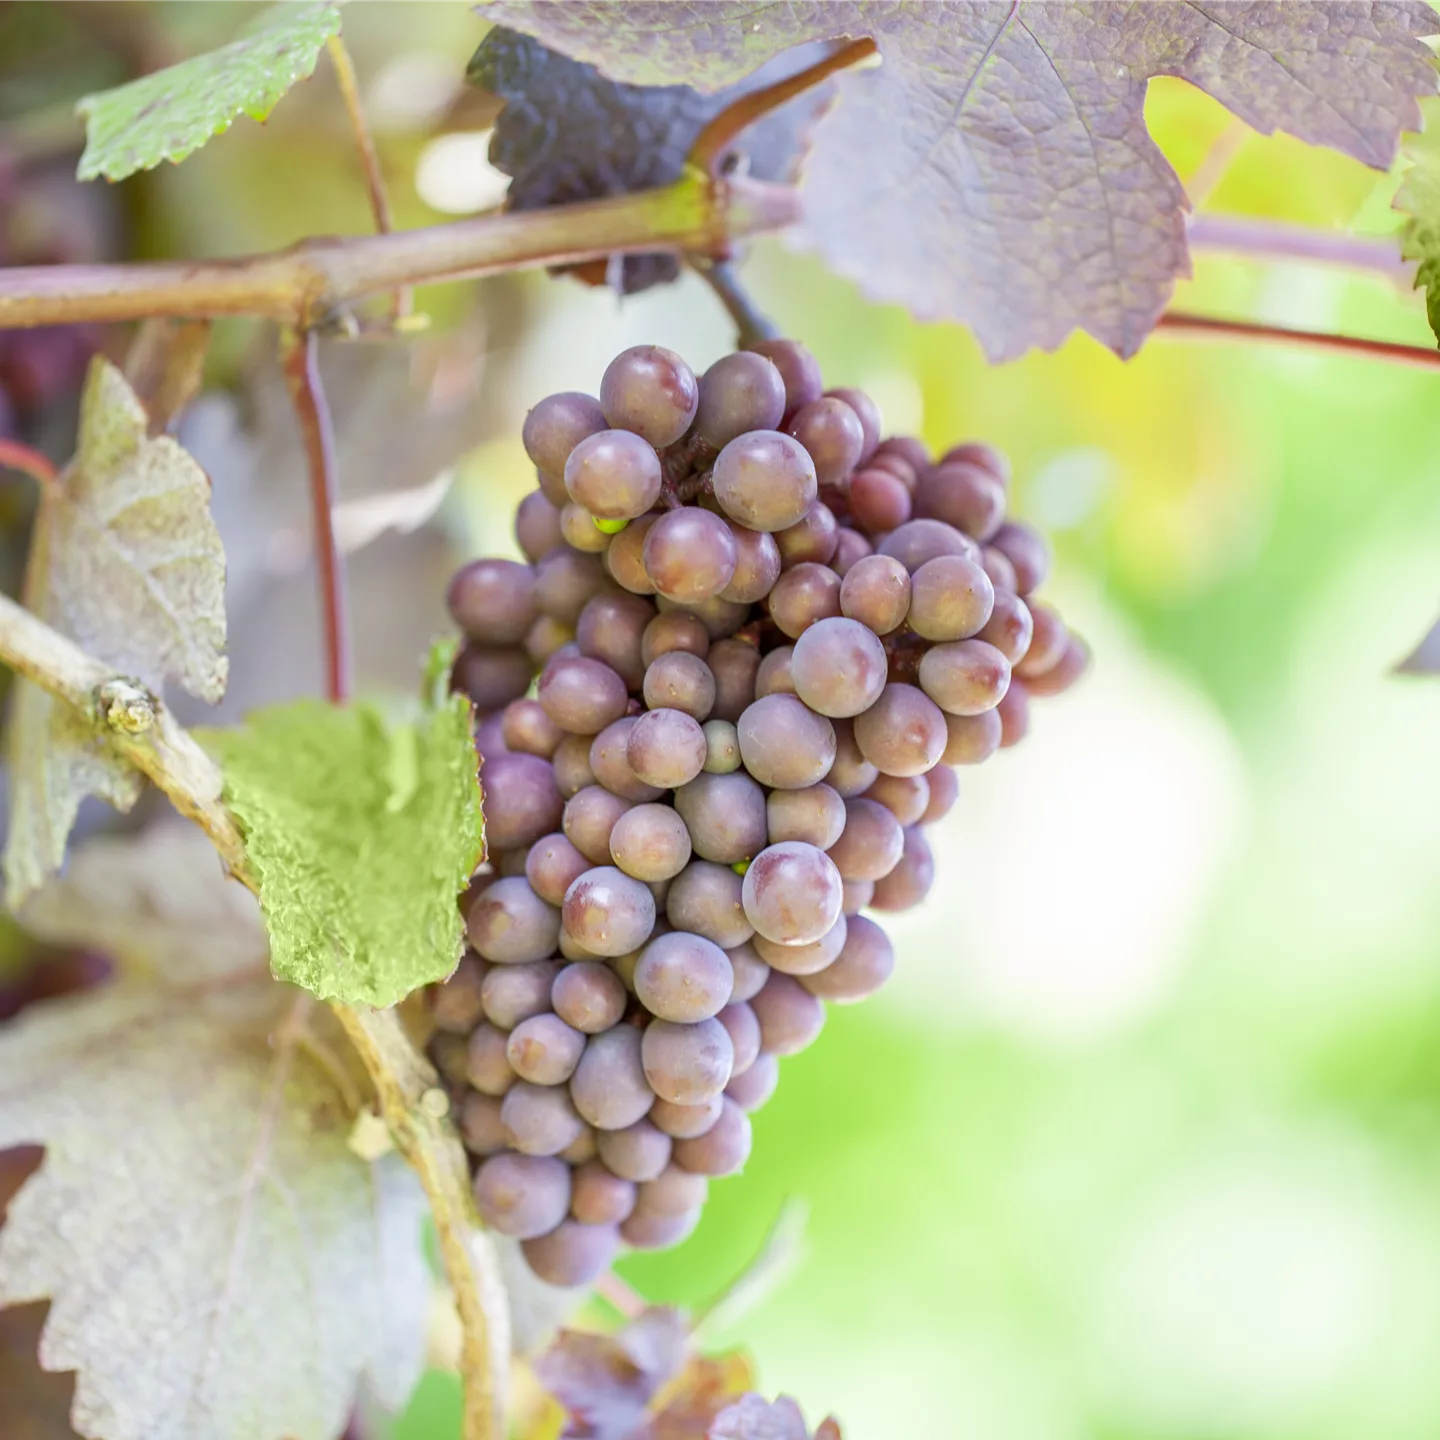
[858,370,924,439]
[416,132,510,214]
[367,53,463,132]
[1028,446,1115,530]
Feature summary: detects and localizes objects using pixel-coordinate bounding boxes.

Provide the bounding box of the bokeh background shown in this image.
[6,6,1440,1439]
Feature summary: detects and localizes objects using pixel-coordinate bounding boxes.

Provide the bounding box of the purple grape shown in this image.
[515,489,564,563]
[1023,634,1088,696]
[754,645,796,699]
[712,430,818,533]
[475,752,562,852]
[523,391,607,482]
[919,460,1007,542]
[503,699,564,759]
[627,708,708,789]
[826,718,879,797]
[577,591,655,691]
[525,615,575,668]
[863,772,931,827]
[635,1163,709,1215]
[481,960,560,1030]
[596,1118,673,1182]
[920,764,959,823]
[473,1152,571,1238]
[501,1080,586,1155]
[741,841,843,946]
[785,396,864,488]
[746,338,823,412]
[775,501,838,568]
[715,1001,761,1075]
[452,644,534,712]
[551,961,628,1033]
[457,1090,507,1156]
[751,971,826,1056]
[831,527,875,577]
[997,681,1030,747]
[979,591,1035,665]
[569,1026,655,1130]
[648,1093,724,1139]
[506,1013,586,1085]
[839,553,911,635]
[430,953,487,1033]
[990,520,1050,595]
[790,616,888,718]
[917,639,1011,716]
[563,786,634,865]
[538,653,630,734]
[448,558,538,645]
[768,561,842,639]
[430,1032,470,1086]
[707,639,762,723]
[564,428,663,519]
[802,913,895,1002]
[534,547,609,625]
[641,610,710,664]
[725,1052,779,1111]
[1013,601,1068,678]
[560,502,610,554]
[600,344,698,447]
[465,1021,517,1095]
[753,915,848,976]
[736,694,836,790]
[766,783,846,850]
[635,930,734,1023]
[620,1205,702,1250]
[695,351,786,448]
[941,709,1003,765]
[721,523,783,604]
[589,718,664,803]
[852,683,947,777]
[661,592,749,639]
[878,518,978,573]
[672,1096,752,1176]
[522,1220,620,1287]
[467,877,560,964]
[641,1017,734,1105]
[642,651,715,721]
[726,943,771,1003]
[826,797,904,882]
[673,771,768,865]
[869,827,935,912]
[571,1160,637,1224]
[552,734,597,797]
[643,506,738,602]
[605,512,659,595]
[907,554,995,642]
[609,803,693,882]
[666,861,753,949]
[562,866,656,956]
[825,386,881,462]
[525,832,590,906]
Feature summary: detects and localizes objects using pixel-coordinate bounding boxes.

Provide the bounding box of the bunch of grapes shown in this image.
[427,338,1086,1287]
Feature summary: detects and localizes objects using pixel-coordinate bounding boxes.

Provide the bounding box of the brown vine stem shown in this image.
[1155,310,1440,370]
[0,174,800,331]
[0,440,57,487]
[281,329,353,705]
[0,589,509,1440]
[1186,214,1414,283]
[325,32,411,321]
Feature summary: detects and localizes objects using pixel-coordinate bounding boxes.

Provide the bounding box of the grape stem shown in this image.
[691,257,780,347]
[1155,310,1440,369]
[1186,213,1414,282]
[0,590,510,1440]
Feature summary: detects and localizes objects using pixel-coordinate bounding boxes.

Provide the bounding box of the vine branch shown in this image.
[1155,310,1440,370]
[0,590,507,1440]
[1186,213,1414,283]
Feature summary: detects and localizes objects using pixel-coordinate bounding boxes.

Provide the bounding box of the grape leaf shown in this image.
[76,2,342,182]
[470,27,837,292]
[0,827,429,1440]
[200,697,484,1008]
[477,1,1439,359]
[4,359,228,906]
[1396,92,1440,345]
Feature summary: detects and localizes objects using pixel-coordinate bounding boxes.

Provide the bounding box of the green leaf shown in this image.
[0,826,429,1440]
[4,358,228,905]
[202,697,484,1008]
[76,2,342,182]
[1397,92,1440,346]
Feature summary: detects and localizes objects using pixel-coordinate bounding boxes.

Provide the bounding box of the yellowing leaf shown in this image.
[201,697,485,1008]
[4,359,228,905]
[76,2,342,183]
[0,828,429,1440]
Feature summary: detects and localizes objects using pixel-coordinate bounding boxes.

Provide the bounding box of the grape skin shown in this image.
[609,803,693,882]
[589,718,664,803]
[642,651,715,721]
[802,914,895,1003]
[852,683,947,777]
[666,861,754,950]
[672,1096,752,1176]
[521,1220,620,1287]
[467,878,560,964]
[641,1017,735,1105]
[634,930,734,1023]
[564,429,662,520]
[766,783,846,850]
[501,1081,586,1156]
[551,961,627,1033]
[673,771,768,866]
[643,506,738,602]
[561,866,656,957]
[790,616,888,718]
[473,1152,571,1238]
[627,707,708,789]
[839,553,911,635]
[571,1160,636,1224]
[725,1052,780,1111]
[696,352,787,449]
[648,1093,724,1140]
[753,915,848,976]
[481,962,558,1031]
[569,1026,654,1130]
[595,1118,673,1182]
[506,1014,585,1085]
[448,558,538,646]
[600,344,698,447]
[736,694,836,790]
[825,797,904,882]
[869,827,936,912]
[741,841,843,946]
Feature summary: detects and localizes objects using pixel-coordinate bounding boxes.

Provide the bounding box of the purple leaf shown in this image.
[478,1,1438,359]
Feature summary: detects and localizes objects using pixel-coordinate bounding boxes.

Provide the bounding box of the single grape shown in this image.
[695,351,787,448]
[538,653,630,735]
[741,841,844,946]
[917,639,1011,716]
[642,651,715,722]
[939,440,1011,485]
[775,501,838,567]
[604,512,659,595]
[525,615,575,668]
[848,467,913,532]
[1022,635,1088,696]
[502,1080,586,1156]
[802,913,895,1002]
[648,1093,724,1139]
[666,861,753,949]
[673,1096,752,1176]
[907,554,995,641]
[642,1016,734,1104]
[457,1090,507,1156]
[562,866,656,956]
[643,505,738,602]
[868,827,935,911]
[826,797,905,881]
[827,717,880,797]
[641,610,709,664]
[831,527,874,577]
[706,639,762,723]
[503,698,564,759]
[473,1152,571,1238]
[715,1000,762,1076]
[711,430,817,534]
[563,786,634,865]
[867,451,919,491]
[753,914,848,976]
[564,428,663,519]
[534,547,609,625]
[627,707,708,789]
[827,386,881,459]
[980,544,1019,594]
[430,1032,470,1087]
[751,971,826,1056]
[560,502,610,553]
[430,952,488,1033]
[516,489,564,564]
[467,877,560,964]
[918,461,1006,541]
[721,523,783,603]
[673,771,768,865]
[725,1052,780,1111]
[571,1159,637,1224]
[620,1205,702,1250]
[875,434,931,472]
[589,719,664,803]
[978,590,1034,664]
[465,1021,518,1095]
[996,681,1030,747]
[786,396,865,488]
[522,1220,620,1287]
[1013,601,1068,678]
[878,518,977,572]
[634,930,734,1022]
[609,803,693,882]
[659,592,749,640]
[452,644,534,712]
[768,561,842,638]
[475,752,562,852]
[863,772,930,827]
[507,1013,586,1085]
[838,553,911,635]
[990,521,1050,595]
[569,1026,655,1130]
[577,591,655,691]
[559,1122,599,1165]
[523,391,607,482]
[635,1164,709,1215]
[600,344,698,447]
[736,694,837,790]
[745,338,824,412]
[766,782,846,850]
[552,734,597,798]
[941,709,1003,765]
[482,960,560,1031]
[790,616,889,718]
[595,1118,673,1182]
[920,763,959,823]
[703,718,741,773]
[550,961,625,1034]
[448,558,538,646]
[755,645,796,699]
[852,683,947,777]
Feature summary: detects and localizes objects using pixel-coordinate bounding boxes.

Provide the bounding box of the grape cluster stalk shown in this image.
[427,338,1086,1286]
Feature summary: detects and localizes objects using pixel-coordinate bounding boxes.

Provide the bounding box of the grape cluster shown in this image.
[428,338,1086,1287]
